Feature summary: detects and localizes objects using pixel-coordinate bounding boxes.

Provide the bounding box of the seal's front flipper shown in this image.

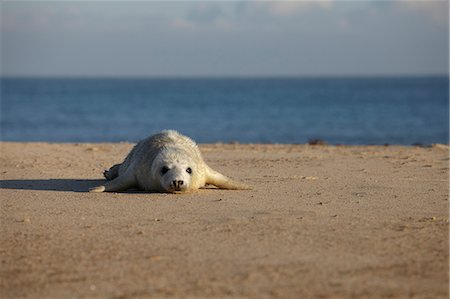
[89,173,136,192]
[205,165,251,190]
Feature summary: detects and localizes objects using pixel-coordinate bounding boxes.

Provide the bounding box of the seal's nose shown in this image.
[171,180,184,189]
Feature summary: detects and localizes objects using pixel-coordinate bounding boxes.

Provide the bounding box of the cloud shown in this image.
[263,1,333,16]
[187,3,224,24]
[234,0,339,21]
[395,1,448,25]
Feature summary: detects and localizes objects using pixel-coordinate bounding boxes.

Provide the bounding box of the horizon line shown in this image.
[1,73,449,80]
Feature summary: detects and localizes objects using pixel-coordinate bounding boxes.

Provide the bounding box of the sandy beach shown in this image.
[1,142,448,299]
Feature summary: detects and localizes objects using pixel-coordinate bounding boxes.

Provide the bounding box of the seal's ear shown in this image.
[205,165,251,190]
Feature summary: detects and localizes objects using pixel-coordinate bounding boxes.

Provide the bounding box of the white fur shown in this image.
[90,130,249,193]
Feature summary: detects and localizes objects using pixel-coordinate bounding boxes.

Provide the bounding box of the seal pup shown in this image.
[90,130,249,193]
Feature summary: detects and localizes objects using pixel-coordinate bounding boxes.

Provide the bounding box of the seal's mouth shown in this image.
[164,185,186,193]
[166,188,185,194]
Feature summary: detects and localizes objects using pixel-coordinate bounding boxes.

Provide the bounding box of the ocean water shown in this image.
[1,77,448,145]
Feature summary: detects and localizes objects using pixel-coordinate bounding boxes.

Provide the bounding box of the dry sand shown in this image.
[1,142,448,299]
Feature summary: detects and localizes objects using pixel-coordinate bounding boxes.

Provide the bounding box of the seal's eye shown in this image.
[161,166,170,175]
[186,167,192,174]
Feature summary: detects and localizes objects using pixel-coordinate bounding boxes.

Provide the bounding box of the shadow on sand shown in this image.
[0,179,106,193]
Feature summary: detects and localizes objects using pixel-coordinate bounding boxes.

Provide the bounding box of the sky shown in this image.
[1,1,448,77]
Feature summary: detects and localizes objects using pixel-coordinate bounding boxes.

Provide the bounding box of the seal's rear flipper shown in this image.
[104,163,121,180]
[89,173,136,192]
[205,166,251,190]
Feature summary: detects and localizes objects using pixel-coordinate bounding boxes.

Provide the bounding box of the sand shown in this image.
[0,142,448,299]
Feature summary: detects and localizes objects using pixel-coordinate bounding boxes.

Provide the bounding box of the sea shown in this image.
[1,77,448,145]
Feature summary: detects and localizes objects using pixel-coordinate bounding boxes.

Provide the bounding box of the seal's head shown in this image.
[152,148,200,193]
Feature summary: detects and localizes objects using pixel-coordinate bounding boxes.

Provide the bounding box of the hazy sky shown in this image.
[1,1,448,77]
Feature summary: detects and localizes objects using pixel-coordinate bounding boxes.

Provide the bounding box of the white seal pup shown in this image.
[90,130,249,193]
